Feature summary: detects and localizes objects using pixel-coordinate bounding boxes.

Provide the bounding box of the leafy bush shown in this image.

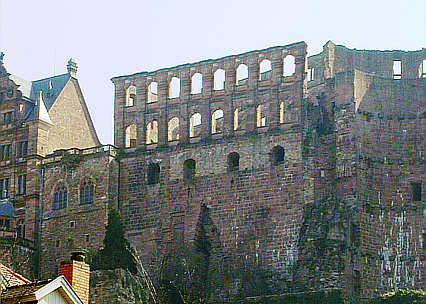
[368,289,425,304]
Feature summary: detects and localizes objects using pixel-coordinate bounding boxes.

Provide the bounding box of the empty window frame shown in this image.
[283,55,296,77]
[256,105,266,127]
[191,73,203,94]
[214,69,225,90]
[393,60,402,80]
[147,163,160,185]
[211,109,224,134]
[227,152,240,171]
[189,113,202,138]
[307,67,314,81]
[80,180,94,205]
[53,186,68,210]
[2,112,13,124]
[125,86,136,107]
[169,77,180,99]
[420,59,426,78]
[280,102,285,124]
[168,117,180,142]
[411,182,421,201]
[147,82,158,103]
[233,108,239,131]
[236,64,248,85]
[183,159,196,183]
[125,124,137,148]
[272,145,285,164]
[259,59,272,81]
[146,120,158,144]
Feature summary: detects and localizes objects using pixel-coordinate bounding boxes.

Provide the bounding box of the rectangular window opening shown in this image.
[393,60,402,80]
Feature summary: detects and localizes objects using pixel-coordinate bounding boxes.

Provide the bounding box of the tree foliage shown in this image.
[91,209,137,274]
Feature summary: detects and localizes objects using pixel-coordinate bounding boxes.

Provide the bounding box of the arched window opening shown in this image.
[125,124,137,148]
[283,55,295,77]
[307,67,315,81]
[211,109,224,134]
[147,163,160,185]
[214,69,225,90]
[236,64,248,85]
[147,82,158,103]
[272,145,285,165]
[189,113,202,138]
[419,59,426,78]
[53,185,68,210]
[234,108,239,131]
[227,152,240,171]
[80,180,94,205]
[146,120,158,144]
[169,77,180,98]
[126,86,136,107]
[183,159,196,183]
[168,117,180,142]
[256,105,266,127]
[280,102,285,124]
[393,60,402,80]
[191,73,203,94]
[259,59,272,81]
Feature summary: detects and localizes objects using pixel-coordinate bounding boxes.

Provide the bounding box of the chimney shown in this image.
[60,251,90,304]
[67,58,78,78]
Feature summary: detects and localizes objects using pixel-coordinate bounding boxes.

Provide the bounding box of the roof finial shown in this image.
[67,57,78,78]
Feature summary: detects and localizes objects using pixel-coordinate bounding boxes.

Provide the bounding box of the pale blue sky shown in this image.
[0,0,424,144]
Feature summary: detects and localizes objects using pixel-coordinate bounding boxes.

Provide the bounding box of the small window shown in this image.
[56,240,60,248]
[272,146,285,164]
[411,182,421,201]
[189,113,202,138]
[169,77,180,99]
[236,64,248,86]
[125,86,136,107]
[85,234,90,244]
[393,60,402,80]
[259,59,272,81]
[147,82,158,103]
[1,144,11,161]
[125,124,137,148]
[227,152,240,171]
[307,67,314,81]
[53,186,68,210]
[214,69,225,90]
[0,178,10,198]
[147,163,160,185]
[17,174,26,195]
[70,221,75,228]
[256,105,266,127]
[168,117,180,142]
[17,219,25,238]
[146,120,158,144]
[17,141,28,158]
[283,55,295,77]
[80,180,94,205]
[211,109,224,134]
[183,159,196,183]
[191,73,203,94]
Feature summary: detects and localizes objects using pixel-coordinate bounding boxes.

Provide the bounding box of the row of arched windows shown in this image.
[125,56,296,106]
[125,102,292,148]
[145,145,285,185]
[52,181,95,210]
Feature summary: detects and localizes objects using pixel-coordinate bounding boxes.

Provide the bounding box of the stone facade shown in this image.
[1,41,424,301]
